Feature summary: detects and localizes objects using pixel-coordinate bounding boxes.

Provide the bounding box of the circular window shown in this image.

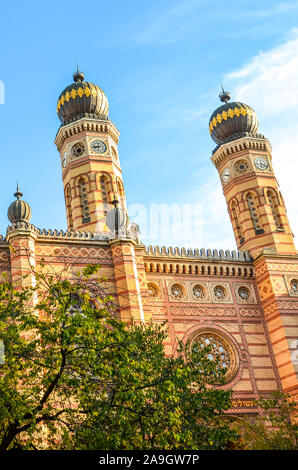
[214,285,226,300]
[192,330,238,382]
[148,283,158,297]
[290,279,298,294]
[171,284,183,299]
[234,160,248,174]
[238,286,250,301]
[193,284,205,299]
[72,142,85,157]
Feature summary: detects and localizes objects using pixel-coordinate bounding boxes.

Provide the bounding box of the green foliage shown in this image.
[230,391,298,450]
[0,265,236,450]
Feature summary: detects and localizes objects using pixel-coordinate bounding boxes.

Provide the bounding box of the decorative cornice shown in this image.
[54,117,120,152]
[211,135,271,169]
[5,222,140,245]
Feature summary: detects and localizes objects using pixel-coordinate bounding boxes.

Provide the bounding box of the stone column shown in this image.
[6,222,38,292]
[254,252,298,396]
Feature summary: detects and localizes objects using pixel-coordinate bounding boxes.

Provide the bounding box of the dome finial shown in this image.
[8,185,31,224]
[73,66,85,83]
[219,82,231,104]
[14,182,23,200]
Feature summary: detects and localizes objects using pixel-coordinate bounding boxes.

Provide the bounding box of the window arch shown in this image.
[65,185,73,230]
[246,192,262,233]
[100,174,112,215]
[78,178,90,223]
[231,200,244,244]
[116,178,126,210]
[267,189,282,230]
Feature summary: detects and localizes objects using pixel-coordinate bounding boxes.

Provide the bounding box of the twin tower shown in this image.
[5,70,298,396]
[56,70,296,260]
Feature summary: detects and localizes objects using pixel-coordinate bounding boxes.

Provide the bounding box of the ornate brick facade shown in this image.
[2,73,298,415]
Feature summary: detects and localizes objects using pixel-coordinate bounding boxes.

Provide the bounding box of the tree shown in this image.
[230,391,298,450]
[0,264,237,450]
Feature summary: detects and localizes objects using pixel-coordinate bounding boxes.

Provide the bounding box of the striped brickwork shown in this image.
[212,136,296,258]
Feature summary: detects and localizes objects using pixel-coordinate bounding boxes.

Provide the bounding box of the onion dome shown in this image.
[57,68,109,124]
[7,185,31,224]
[106,197,129,233]
[209,87,259,145]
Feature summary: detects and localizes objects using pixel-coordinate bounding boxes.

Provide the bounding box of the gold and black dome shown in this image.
[57,68,109,125]
[8,186,31,224]
[209,89,259,145]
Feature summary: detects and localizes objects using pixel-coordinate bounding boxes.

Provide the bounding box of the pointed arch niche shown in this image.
[116,178,126,210]
[99,173,113,215]
[266,188,283,230]
[246,191,263,234]
[78,177,90,223]
[65,184,73,230]
[231,200,244,244]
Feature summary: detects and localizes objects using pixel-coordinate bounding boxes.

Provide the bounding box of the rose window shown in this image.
[238,286,250,301]
[234,160,248,174]
[290,279,298,294]
[171,284,183,298]
[72,142,85,157]
[148,283,158,297]
[193,284,205,299]
[192,331,238,382]
[214,285,226,300]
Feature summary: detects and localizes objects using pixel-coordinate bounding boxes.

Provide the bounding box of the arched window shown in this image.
[66,185,73,230]
[116,178,125,209]
[78,178,90,223]
[231,201,244,243]
[100,175,110,215]
[246,192,262,233]
[267,189,282,230]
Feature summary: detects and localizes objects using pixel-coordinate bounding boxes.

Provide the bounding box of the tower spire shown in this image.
[219,82,231,104]
[73,66,84,83]
[14,182,23,200]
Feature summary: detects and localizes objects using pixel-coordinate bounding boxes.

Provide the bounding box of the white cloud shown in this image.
[227,28,298,116]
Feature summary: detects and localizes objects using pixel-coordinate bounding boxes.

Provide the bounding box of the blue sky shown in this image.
[0,0,298,251]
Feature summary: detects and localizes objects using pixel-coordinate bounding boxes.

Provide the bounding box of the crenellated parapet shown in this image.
[6,222,141,244]
[145,245,252,262]
[144,246,254,278]
[54,117,120,153]
[6,221,40,237]
[211,135,270,169]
